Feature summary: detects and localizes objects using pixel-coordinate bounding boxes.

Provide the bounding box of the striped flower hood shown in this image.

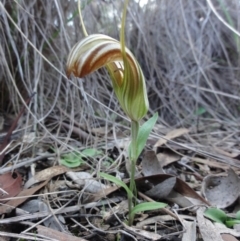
[66,34,149,122]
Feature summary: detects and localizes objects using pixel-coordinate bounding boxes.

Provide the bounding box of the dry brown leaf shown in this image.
[214,223,240,237]
[221,234,239,241]
[182,220,196,241]
[123,223,162,240]
[0,236,9,241]
[167,190,194,208]
[145,177,176,198]
[136,174,210,205]
[66,171,107,193]
[214,147,239,159]
[87,185,120,203]
[0,180,48,214]
[37,225,88,241]
[142,151,164,176]
[24,165,69,188]
[201,168,240,208]
[145,176,194,208]
[154,128,189,148]
[157,151,180,167]
[0,172,22,203]
[193,157,238,172]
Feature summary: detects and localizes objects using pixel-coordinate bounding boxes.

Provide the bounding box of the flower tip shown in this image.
[66,64,77,79]
[66,69,71,79]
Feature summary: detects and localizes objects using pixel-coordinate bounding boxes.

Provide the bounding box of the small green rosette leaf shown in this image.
[204,207,227,224]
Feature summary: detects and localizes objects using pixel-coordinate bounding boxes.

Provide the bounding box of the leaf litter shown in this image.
[1,121,240,240]
[1,0,240,240]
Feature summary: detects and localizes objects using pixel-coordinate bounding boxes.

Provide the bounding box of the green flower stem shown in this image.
[128,120,139,226]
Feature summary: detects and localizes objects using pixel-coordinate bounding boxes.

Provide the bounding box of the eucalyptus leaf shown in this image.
[204,207,227,224]
[130,202,167,216]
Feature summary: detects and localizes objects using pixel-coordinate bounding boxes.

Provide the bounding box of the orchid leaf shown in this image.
[129,113,158,158]
[204,207,227,224]
[99,172,133,199]
[130,202,167,216]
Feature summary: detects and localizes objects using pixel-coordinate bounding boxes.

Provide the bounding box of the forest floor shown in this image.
[1,0,240,240]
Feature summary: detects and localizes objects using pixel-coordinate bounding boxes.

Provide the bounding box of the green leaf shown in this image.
[60,156,83,168]
[136,112,158,157]
[194,107,206,116]
[101,157,114,167]
[60,152,84,168]
[65,153,80,162]
[99,172,133,199]
[204,208,227,224]
[235,210,240,220]
[60,148,102,168]
[80,148,102,158]
[130,202,167,216]
[129,113,158,158]
[226,219,240,228]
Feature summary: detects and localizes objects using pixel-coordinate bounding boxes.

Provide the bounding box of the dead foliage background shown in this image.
[0,0,240,240]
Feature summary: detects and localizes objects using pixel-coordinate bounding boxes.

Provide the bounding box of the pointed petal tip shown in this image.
[66,69,71,79]
[66,65,78,79]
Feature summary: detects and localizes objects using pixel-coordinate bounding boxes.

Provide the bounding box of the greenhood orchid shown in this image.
[66,34,149,122]
[65,0,165,226]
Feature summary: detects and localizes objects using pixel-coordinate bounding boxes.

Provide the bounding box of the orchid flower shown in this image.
[66,33,149,122]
